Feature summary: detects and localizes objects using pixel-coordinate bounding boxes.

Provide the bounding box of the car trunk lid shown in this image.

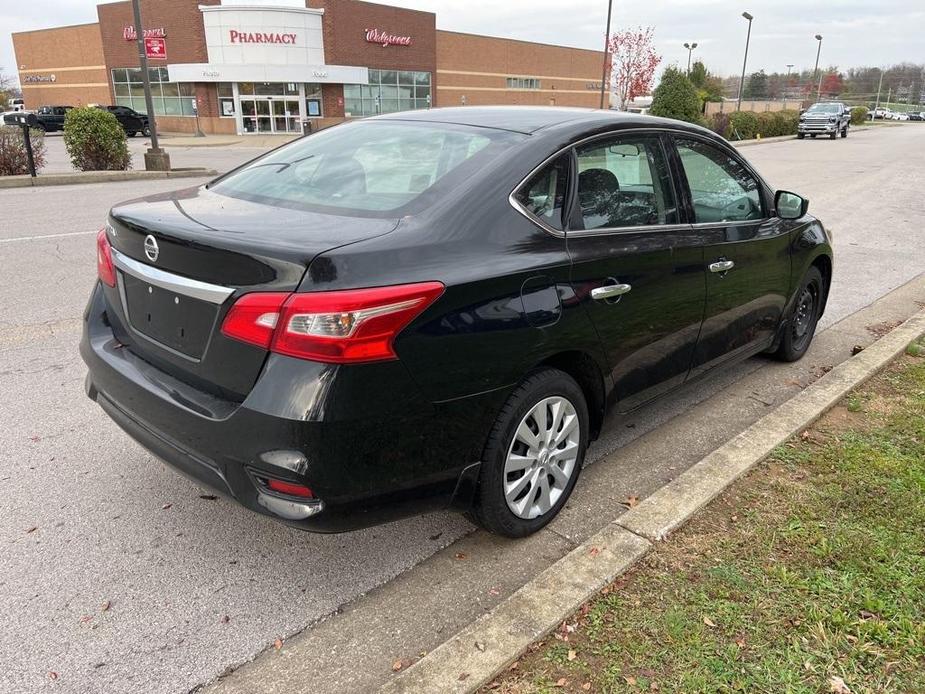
[105,185,399,399]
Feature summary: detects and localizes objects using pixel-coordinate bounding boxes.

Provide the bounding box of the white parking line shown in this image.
[0,230,98,243]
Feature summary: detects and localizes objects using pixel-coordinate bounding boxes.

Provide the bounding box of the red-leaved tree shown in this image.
[608,27,661,110]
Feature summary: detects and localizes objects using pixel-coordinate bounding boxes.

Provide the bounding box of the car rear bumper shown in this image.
[80,282,496,532]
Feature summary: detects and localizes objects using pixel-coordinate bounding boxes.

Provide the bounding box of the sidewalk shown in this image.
[157,133,299,148]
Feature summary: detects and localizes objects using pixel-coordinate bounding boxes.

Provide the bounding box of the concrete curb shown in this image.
[380,309,925,694]
[0,168,217,189]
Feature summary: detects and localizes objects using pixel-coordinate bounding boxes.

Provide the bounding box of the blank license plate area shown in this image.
[122,273,217,358]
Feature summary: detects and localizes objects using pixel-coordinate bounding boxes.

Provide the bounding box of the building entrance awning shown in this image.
[167,63,368,85]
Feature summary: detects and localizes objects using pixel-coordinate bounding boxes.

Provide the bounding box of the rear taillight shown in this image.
[264,478,315,498]
[97,228,116,287]
[221,282,444,364]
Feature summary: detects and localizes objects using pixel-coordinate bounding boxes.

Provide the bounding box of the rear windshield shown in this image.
[209,120,523,217]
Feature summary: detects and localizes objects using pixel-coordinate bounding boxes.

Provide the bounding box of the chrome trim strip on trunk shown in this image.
[111,248,234,305]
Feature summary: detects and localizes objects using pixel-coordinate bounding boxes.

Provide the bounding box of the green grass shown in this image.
[487,354,925,694]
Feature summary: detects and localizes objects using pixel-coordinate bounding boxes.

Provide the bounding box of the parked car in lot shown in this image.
[908,112,924,121]
[28,105,73,132]
[798,102,850,139]
[871,107,889,120]
[81,107,833,537]
[96,105,150,137]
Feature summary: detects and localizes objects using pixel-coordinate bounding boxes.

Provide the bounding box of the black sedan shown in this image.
[81,107,833,537]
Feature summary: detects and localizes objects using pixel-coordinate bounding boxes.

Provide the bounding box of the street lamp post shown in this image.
[599,0,614,109]
[736,12,753,111]
[131,0,170,171]
[684,42,698,74]
[812,34,823,102]
[784,64,794,103]
[873,69,884,113]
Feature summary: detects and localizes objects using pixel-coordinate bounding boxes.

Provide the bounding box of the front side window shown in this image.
[210,120,521,216]
[575,135,678,230]
[513,154,569,231]
[675,137,764,223]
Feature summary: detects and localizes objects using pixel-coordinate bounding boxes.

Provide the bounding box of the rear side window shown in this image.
[575,135,678,230]
[513,154,570,231]
[210,121,521,217]
[675,138,764,223]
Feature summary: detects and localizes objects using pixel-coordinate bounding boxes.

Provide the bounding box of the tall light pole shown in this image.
[812,34,823,102]
[131,0,170,170]
[873,68,884,112]
[684,42,698,74]
[599,0,614,109]
[737,12,753,111]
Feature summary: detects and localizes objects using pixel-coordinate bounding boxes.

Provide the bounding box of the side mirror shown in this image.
[775,190,809,220]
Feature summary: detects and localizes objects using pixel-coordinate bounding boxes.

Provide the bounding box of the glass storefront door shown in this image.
[237,83,304,134]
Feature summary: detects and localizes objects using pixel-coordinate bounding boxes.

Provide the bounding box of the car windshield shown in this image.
[210,120,523,217]
[806,104,840,113]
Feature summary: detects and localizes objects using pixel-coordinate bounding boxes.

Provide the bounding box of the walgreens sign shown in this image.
[229,29,298,44]
[364,28,413,47]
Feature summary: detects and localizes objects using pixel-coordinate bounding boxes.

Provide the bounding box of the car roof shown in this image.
[372,106,695,135]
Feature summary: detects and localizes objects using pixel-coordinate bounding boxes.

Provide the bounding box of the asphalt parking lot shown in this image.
[1,124,923,694]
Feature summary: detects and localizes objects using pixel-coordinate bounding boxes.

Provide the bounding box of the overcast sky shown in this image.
[3,0,924,87]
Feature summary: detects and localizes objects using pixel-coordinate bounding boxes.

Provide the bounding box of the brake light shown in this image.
[221,282,445,364]
[96,228,116,287]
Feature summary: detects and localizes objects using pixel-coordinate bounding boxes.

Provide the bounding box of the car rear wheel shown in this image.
[468,368,588,537]
[142,126,151,137]
[774,266,824,362]
[127,131,137,137]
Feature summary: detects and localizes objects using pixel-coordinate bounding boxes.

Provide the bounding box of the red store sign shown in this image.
[364,28,413,47]
[229,30,298,44]
[123,26,167,41]
[145,37,167,60]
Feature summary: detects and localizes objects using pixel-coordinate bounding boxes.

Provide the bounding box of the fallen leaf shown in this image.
[392,660,403,672]
[273,638,283,650]
[475,641,485,652]
[458,673,470,681]
[829,675,852,693]
[859,610,879,621]
[47,671,58,680]
[582,683,592,691]
[703,616,717,628]
[735,635,747,648]
[589,547,601,558]
[488,587,501,596]
[621,495,640,508]
[454,552,467,560]
[649,683,660,691]
[220,615,230,624]
[556,677,567,687]
[25,526,38,534]
[161,503,173,510]
[624,675,637,685]
[851,345,865,356]
[568,649,577,661]
[199,494,218,501]
[29,436,41,443]
[80,615,92,623]
[508,661,519,671]
[429,532,443,541]
[101,601,111,612]
[800,431,811,441]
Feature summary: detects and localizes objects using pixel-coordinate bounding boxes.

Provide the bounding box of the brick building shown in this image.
[12,0,606,135]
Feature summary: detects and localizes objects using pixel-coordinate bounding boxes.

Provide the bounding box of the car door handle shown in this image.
[709,260,735,274]
[591,283,632,301]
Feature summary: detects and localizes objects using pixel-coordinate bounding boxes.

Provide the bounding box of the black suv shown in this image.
[97,105,151,137]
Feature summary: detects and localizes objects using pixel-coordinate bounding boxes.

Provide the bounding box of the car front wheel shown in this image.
[127,130,137,137]
[142,126,151,137]
[841,125,848,138]
[469,368,589,537]
[774,266,824,362]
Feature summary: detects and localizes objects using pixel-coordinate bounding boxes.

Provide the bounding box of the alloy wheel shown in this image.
[503,396,580,520]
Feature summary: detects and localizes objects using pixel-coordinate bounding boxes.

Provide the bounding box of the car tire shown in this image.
[468,368,589,538]
[810,134,817,138]
[829,130,837,139]
[127,131,137,138]
[774,266,825,363]
[142,126,151,137]
[797,133,805,139]
[841,126,848,138]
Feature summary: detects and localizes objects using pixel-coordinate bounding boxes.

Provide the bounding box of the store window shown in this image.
[217,83,234,117]
[343,70,431,117]
[507,77,541,90]
[112,67,195,116]
[305,83,322,118]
